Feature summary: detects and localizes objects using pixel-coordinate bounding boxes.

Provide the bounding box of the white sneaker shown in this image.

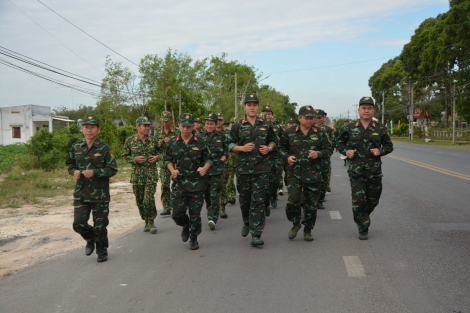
[208,220,216,230]
[278,188,284,195]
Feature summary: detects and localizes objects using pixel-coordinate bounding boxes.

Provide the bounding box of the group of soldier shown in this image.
[66,94,393,261]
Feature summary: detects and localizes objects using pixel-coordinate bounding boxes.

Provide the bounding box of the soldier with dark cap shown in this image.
[194,117,203,135]
[287,117,297,128]
[336,119,349,165]
[279,106,332,241]
[336,97,393,240]
[262,105,281,213]
[217,111,231,216]
[216,112,225,132]
[227,93,278,247]
[165,113,213,250]
[122,116,160,234]
[201,112,228,230]
[224,117,238,209]
[278,117,297,195]
[314,109,333,209]
[155,111,180,216]
[66,115,118,263]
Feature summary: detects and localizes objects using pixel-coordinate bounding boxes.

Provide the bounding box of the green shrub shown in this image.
[0,143,28,174]
[393,128,402,136]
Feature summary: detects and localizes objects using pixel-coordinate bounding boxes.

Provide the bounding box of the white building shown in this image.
[0,105,72,145]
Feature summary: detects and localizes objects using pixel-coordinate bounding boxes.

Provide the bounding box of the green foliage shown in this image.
[393,128,402,136]
[0,144,28,174]
[399,123,409,134]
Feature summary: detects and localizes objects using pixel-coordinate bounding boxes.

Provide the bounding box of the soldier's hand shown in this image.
[308,150,319,159]
[220,156,227,163]
[170,169,179,179]
[346,150,356,159]
[82,169,94,178]
[370,148,380,157]
[287,156,297,165]
[259,145,271,155]
[197,167,207,176]
[148,155,158,164]
[135,156,146,164]
[73,170,81,179]
[164,137,170,143]
[158,140,163,147]
[243,142,255,152]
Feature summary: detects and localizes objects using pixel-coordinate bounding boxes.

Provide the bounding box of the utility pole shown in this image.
[164,100,167,111]
[452,83,456,144]
[381,91,385,124]
[409,77,414,141]
[179,90,182,117]
[234,72,238,118]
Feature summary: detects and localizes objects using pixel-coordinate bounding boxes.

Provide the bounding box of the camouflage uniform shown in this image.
[279,107,332,236]
[227,99,278,241]
[154,113,180,214]
[165,116,213,240]
[122,120,160,226]
[66,116,118,258]
[201,113,228,224]
[336,97,394,237]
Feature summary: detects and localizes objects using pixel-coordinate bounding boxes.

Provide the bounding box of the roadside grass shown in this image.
[0,159,131,209]
[391,137,470,150]
[0,144,27,174]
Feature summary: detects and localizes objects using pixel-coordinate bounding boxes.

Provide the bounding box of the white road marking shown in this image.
[329,211,342,219]
[343,256,366,277]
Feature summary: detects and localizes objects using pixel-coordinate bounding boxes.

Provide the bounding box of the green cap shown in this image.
[359,97,375,106]
[287,117,297,124]
[230,117,238,123]
[136,116,151,125]
[262,105,273,113]
[205,113,218,122]
[160,111,172,122]
[82,115,100,126]
[216,112,224,120]
[314,109,326,117]
[244,93,259,104]
[343,119,349,123]
[179,113,194,126]
[298,106,315,117]
[194,117,202,123]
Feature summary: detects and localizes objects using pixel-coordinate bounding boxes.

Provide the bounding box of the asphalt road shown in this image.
[1,143,469,313]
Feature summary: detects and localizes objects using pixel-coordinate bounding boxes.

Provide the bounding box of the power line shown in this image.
[36,0,139,67]
[9,0,102,74]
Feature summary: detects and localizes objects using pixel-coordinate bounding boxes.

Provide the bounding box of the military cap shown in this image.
[216,112,224,120]
[179,113,194,126]
[287,117,297,124]
[314,109,326,117]
[136,116,151,125]
[205,112,218,122]
[194,117,202,123]
[244,93,259,104]
[257,112,266,119]
[82,115,100,126]
[262,105,273,113]
[160,111,172,122]
[359,96,375,106]
[230,117,238,123]
[298,105,315,117]
[343,119,349,123]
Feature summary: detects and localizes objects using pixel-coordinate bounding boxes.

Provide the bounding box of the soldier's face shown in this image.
[194,122,202,130]
[136,124,150,136]
[358,105,375,120]
[298,115,314,128]
[163,119,172,128]
[288,122,296,127]
[205,120,216,133]
[217,120,224,128]
[82,125,100,140]
[264,112,273,121]
[178,124,194,137]
[244,102,259,117]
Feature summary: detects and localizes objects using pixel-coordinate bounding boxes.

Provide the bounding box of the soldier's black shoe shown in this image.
[271,199,277,209]
[85,241,94,256]
[97,254,107,263]
[359,231,368,240]
[265,206,271,217]
[220,207,228,218]
[228,199,236,204]
[189,236,199,250]
[318,203,325,210]
[160,209,171,217]
[251,236,264,246]
[181,226,190,242]
[241,225,249,237]
[326,186,331,193]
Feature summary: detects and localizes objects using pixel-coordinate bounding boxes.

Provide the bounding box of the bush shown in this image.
[393,128,402,137]
[0,143,28,174]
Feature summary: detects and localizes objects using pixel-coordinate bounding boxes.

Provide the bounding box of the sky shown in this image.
[0,0,450,120]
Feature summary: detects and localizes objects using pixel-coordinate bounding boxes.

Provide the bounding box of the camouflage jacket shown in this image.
[336,120,394,178]
[224,127,237,169]
[227,116,278,175]
[66,139,118,202]
[279,125,332,183]
[164,134,213,194]
[332,128,341,148]
[122,135,160,185]
[200,130,228,176]
[154,127,180,169]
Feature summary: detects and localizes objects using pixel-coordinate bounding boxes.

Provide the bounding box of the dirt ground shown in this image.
[0,180,164,279]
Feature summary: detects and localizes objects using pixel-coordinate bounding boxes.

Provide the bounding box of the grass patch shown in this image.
[391,137,470,150]
[0,144,27,174]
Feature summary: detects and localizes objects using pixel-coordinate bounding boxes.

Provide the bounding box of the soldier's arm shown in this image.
[227,123,240,153]
[317,131,333,159]
[94,146,118,178]
[65,145,78,175]
[266,124,278,150]
[379,128,394,156]
[201,142,213,168]
[122,138,136,164]
[164,142,174,167]
[278,129,290,161]
[336,127,349,155]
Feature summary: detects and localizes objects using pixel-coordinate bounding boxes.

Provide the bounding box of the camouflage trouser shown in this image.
[73,201,109,256]
[350,176,382,233]
[279,161,288,189]
[320,159,331,201]
[226,166,237,201]
[220,168,229,207]
[204,174,223,223]
[286,176,320,230]
[171,193,204,237]
[265,158,280,208]
[132,184,157,221]
[159,166,171,211]
[237,173,269,237]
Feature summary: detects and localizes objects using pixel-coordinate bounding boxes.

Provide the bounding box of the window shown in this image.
[12,127,21,139]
